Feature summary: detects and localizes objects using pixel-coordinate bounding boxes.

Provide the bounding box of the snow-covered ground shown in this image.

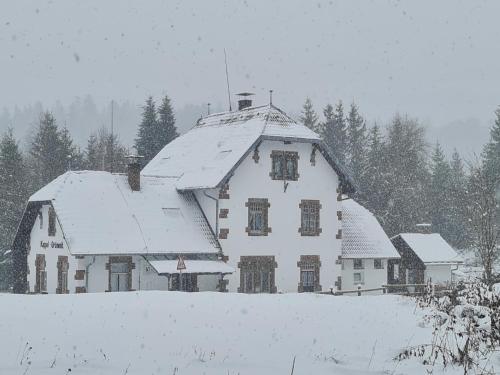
[0,292,459,374]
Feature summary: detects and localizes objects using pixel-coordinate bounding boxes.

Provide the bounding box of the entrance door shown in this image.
[170,274,198,292]
[110,262,130,292]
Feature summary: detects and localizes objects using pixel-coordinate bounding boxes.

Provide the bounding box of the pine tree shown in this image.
[156,94,179,150]
[135,96,158,165]
[483,107,500,183]
[428,142,453,239]
[0,129,28,290]
[360,124,389,216]
[321,101,348,165]
[300,98,319,132]
[29,112,82,190]
[448,149,471,248]
[346,102,367,186]
[382,114,430,236]
[85,126,129,173]
[59,127,84,171]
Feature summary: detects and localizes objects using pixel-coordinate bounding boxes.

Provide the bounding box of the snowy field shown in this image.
[0,291,462,374]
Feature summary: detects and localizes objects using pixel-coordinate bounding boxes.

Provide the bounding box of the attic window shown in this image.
[38,211,43,229]
[270,151,299,181]
[48,206,56,237]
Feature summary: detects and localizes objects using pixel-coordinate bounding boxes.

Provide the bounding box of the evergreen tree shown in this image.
[60,127,84,171]
[300,98,319,133]
[346,102,367,186]
[135,96,159,165]
[428,142,453,239]
[360,124,389,216]
[0,129,28,290]
[156,94,179,150]
[483,107,500,189]
[382,114,430,236]
[447,149,471,248]
[29,112,82,190]
[85,126,129,173]
[321,101,348,165]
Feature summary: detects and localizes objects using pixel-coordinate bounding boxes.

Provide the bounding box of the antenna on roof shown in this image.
[269,89,273,106]
[207,103,211,115]
[110,99,114,173]
[224,48,232,112]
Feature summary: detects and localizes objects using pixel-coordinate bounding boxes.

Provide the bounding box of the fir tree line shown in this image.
[300,99,500,255]
[0,94,178,290]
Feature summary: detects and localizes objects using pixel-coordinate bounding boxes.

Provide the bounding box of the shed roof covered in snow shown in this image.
[142,104,353,193]
[394,233,463,264]
[341,199,400,259]
[27,171,220,256]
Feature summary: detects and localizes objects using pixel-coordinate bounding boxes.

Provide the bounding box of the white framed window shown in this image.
[374,259,384,269]
[353,272,364,285]
[39,270,47,292]
[353,259,364,270]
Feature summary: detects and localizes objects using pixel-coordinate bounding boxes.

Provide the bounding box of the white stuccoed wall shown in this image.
[197,140,343,293]
[341,258,389,293]
[424,264,454,284]
[27,204,83,293]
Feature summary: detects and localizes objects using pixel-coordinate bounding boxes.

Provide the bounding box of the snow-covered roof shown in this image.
[147,259,234,275]
[396,233,463,264]
[142,104,352,192]
[28,171,219,255]
[342,199,400,259]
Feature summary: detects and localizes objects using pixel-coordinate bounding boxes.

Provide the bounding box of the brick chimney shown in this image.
[127,155,143,191]
[236,92,254,110]
[415,223,432,234]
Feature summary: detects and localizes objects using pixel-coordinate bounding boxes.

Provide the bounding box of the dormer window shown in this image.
[270,151,299,181]
[48,206,56,237]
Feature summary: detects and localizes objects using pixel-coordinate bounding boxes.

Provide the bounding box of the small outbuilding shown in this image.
[390,230,463,285]
[341,199,400,292]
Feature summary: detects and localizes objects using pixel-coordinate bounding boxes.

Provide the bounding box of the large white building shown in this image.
[13,98,396,294]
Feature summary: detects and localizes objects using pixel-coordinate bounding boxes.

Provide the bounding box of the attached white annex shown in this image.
[13,98,355,294]
[341,199,400,292]
[391,231,464,285]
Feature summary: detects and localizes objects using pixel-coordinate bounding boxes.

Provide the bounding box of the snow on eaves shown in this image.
[397,233,463,264]
[342,199,400,259]
[142,105,323,191]
[28,171,219,256]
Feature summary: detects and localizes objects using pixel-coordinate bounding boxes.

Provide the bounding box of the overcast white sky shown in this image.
[1,0,499,151]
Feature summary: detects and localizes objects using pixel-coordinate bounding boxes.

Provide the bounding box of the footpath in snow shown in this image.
[0,292,446,374]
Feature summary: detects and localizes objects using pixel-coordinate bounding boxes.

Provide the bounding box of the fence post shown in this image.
[357,285,361,296]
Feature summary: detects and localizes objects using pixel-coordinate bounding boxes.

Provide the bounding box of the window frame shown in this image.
[238,256,277,294]
[48,206,56,237]
[299,200,322,236]
[270,151,299,181]
[374,259,384,269]
[56,256,69,294]
[35,254,47,293]
[106,256,134,292]
[297,255,321,292]
[353,272,364,285]
[353,259,364,270]
[245,198,271,236]
[38,211,43,230]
